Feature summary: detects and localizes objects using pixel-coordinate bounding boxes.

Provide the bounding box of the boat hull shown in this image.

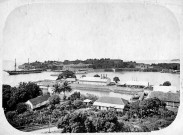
[4,70,43,75]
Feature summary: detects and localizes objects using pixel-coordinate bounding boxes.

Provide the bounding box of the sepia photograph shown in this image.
[0,0,182,134]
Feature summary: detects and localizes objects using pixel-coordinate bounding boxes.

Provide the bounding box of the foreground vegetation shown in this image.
[3,82,177,132]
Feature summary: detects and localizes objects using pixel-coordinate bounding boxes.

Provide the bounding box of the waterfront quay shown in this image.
[70,83,145,95]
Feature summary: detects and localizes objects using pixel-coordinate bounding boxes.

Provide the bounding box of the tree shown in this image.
[4,82,42,112]
[69,92,81,101]
[49,95,60,105]
[94,74,100,77]
[163,81,171,86]
[54,81,72,97]
[16,103,28,114]
[57,70,76,80]
[2,85,12,111]
[113,77,120,83]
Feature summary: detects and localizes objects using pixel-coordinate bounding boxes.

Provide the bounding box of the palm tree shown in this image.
[54,81,72,98]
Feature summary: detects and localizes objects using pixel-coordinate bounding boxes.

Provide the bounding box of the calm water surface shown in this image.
[2,70,180,100]
[2,60,180,100]
[3,71,180,89]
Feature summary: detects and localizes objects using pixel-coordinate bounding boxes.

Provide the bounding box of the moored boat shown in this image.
[4,59,43,75]
[5,69,43,75]
[75,69,88,74]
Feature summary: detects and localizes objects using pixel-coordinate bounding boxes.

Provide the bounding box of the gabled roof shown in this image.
[28,94,50,106]
[78,77,109,83]
[147,91,180,103]
[95,96,128,105]
[93,97,128,109]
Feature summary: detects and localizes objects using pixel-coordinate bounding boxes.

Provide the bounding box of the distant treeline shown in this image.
[21,58,180,70]
[151,63,180,70]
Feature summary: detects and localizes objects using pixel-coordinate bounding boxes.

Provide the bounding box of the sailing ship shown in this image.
[4,59,43,75]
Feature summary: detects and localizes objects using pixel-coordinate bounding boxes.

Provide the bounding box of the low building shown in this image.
[147,91,180,109]
[153,86,178,93]
[66,78,76,83]
[93,97,128,111]
[25,94,50,110]
[39,86,49,95]
[135,63,153,70]
[77,77,111,86]
[83,99,93,106]
[35,80,58,95]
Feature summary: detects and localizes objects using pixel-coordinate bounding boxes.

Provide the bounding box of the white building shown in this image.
[93,97,128,111]
[77,77,111,86]
[153,86,178,93]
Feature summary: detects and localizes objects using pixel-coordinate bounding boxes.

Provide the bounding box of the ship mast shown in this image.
[28,58,29,70]
[14,59,16,71]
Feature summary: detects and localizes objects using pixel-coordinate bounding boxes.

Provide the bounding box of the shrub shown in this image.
[113,77,120,83]
[73,100,85,109]
[94,74,100,77]
[6,111,17,120]
[49,95,60,105]
[16,103,28,114]
[69,92,81,101]
[163,81,171,86]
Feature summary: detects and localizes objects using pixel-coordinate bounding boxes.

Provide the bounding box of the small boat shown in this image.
[75,69,88,74]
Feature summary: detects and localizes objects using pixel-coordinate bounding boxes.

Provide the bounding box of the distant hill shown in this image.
[171,59,180,62]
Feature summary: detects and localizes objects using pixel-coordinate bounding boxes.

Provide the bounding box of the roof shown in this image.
[93,96,128,107]
[153,86,178,93]
[147,91,180,103]
[78,77,109,83]
[83,99,92,103]
[28,94,50,106]
[118,81,149,87]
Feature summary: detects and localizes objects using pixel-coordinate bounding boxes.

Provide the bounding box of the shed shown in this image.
[93,96,128,111]
[26,94,50,110]
[147,91,180,108]
[78,77,111,85]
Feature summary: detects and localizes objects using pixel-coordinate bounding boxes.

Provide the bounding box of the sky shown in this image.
[2,2,180,63]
